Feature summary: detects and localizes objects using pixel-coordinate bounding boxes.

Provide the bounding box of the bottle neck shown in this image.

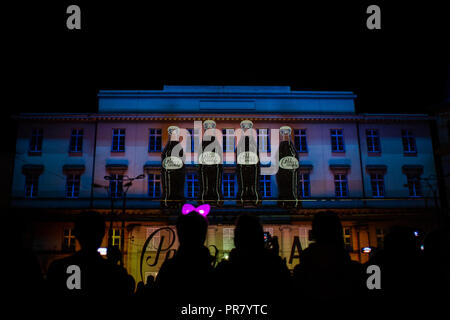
[280,133,290,142]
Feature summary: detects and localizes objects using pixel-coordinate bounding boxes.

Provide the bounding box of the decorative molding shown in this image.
[14,113,435,123]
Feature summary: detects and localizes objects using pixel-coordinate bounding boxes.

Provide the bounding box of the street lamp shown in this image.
[94,174,146,260]
[107,173,146,265]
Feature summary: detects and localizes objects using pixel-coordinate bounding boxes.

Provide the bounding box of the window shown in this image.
[376,228,386,249]
[259,175,272,198]
[222,129,235,152]
[109,174,123,198]
[330,129,344,152]
[222,173,236,199]
[69,129,84,153]
[401,129,417,154]
[109,228,122,249]
[223,227,234,251]
[370,173,385,198]
[366,129,381,153]
[148,173,161,198]
[66,174,81,198]
[343,227,353,251]
[146,227,161,251]
[148,128,162,152]
[29,128,43,152]
[406,174,422,197]
[299,173,311,197]
[63,228,76,252]
[188,128,200,153]
[186,173,200,199]
[25,173,39,198]
[299,227,313,249]
[294,129,308,152]
[334,174,348,197]
[257,129,270,153]
[112,129,126,152]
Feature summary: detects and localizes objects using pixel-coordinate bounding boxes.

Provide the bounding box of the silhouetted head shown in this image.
[234,215,264,251]
[311,211,344,246]
[176,212,208,248]
[73,211,105,251]
[146,275,155,285]
[107,245,122,265]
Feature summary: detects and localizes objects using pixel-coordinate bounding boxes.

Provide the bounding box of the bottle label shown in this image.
[162,156,184,169]
[199,151,221,165]
[279,156,299,169]
[237,151,259,165]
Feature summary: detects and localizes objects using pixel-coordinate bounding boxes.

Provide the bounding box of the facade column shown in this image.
[280,226,291,260]
[207,226,218,248]
[357,225,370,264]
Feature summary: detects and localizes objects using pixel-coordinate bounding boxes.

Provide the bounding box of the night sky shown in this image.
[4,1,449,151]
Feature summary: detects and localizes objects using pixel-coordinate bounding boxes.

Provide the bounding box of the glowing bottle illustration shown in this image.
[276,126,300,208]
[236,120,261,206]
[198,120,224,206]
[161,126,185,208]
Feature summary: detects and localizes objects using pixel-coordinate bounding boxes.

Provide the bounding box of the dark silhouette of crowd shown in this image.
[17,210,449,316]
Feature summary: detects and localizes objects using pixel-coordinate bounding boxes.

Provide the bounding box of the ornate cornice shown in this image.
[14,113,435,123]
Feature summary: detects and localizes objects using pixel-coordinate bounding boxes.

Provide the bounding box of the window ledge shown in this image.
[403,152,418,157]
[68,152,83,157]
[367,152,382,157]
[28,151,42,156]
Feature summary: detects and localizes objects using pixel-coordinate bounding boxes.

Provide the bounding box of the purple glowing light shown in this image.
[181,204,211,217]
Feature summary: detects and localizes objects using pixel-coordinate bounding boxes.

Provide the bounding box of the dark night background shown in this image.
[4,1,449,153]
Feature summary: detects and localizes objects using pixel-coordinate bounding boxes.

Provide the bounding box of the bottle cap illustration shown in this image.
[203,120,216,129]
[240,120,254,129]
[280,126,292,135]
[168,126,180,135]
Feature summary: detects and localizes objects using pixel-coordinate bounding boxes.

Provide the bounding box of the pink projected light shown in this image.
[181,204,211,217]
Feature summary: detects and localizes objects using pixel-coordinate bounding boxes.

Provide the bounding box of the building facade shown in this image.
[11,86,440,283]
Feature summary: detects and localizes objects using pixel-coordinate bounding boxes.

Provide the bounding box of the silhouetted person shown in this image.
[135,281,145,296]
[154,212,214,304]
[135,275,155,297]
[46,211,131,298]
[215,215,290,307]
[9,216,44,299]
[293,211,364,305]
[422,226,449,305]
[107,245,123,266]
[366,225,428,308]
[146,274,155,287]
[107,245,136,295]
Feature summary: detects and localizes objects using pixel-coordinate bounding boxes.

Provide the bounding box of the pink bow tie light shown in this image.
[181,204,211,217]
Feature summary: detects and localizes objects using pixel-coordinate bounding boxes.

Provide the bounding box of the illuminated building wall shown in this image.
[11,86,439,281]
